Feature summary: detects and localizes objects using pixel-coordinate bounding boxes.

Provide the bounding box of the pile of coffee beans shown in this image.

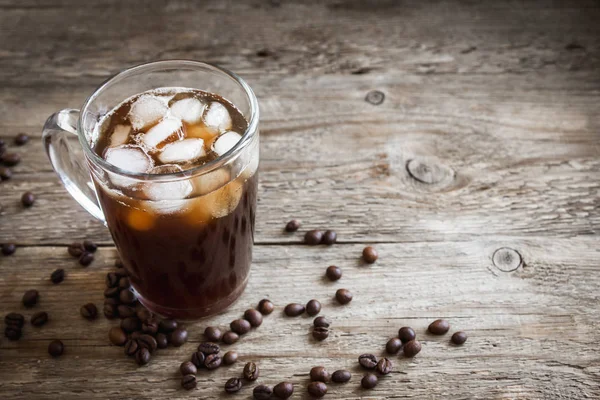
[67,240,97,266]
[303,229,338,245]
[0,133,36,211]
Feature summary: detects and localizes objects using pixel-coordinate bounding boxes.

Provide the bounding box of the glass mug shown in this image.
[42,60,259,319]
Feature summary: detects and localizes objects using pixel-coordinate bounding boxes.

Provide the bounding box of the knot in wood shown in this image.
[406,158,455,185]
[365,90,385,105]
[492,247,523,272]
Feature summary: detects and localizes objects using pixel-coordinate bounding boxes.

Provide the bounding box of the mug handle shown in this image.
[42,109,107,224]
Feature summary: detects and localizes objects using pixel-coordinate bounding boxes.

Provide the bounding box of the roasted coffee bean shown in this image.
[119,289,136,304]
[68,242,84,258]
[285,219,301,232]
[142,318,159,335]
[225,377,243,393]
[386,337,402,354]
[14,133,29,146]
[136,308,152,322]
[362,246,378,263]
[2,153,20,166]
[79,252,94,266]
[131,331,143,340]
[105,297,119,307]
[0,166,12,181]
[104,287,119,298]
[180,361,197,376]
[325,265,342,281]
[80,303,98,320]
[156,333,168,348]
[304,230,323,245]
[376,357,392,375]
[361,373,378,389]
[253,384,273,400]
[21,192,35,207]
[48,340,64,357]
[307,381,327,397]
[321,230,337,245]
[191,351,206,368]
[223,351,238,365]
[257,299,274,315]
[273,382,294,399]
[358,354,378,369]
[231,318,251,335]
[5,326,22,340]
[313,316,331,328]
[284,303,305,316]
[114,266,127,276]
[243,361,259,381]
[204,353,222,369]
[22,289,39,308]
[306,299,321,316]
[135,347,151,365]
[169,327,188,347]
[121,317,141,333]
[138,334,158,354]
[451,331,467,345]
[158,319,177,333]
[105,272,118,288]
[398,326,416,343]
[181,374,197,390]
[428,319,450,335]
[50,268,65,284]
[5,312,25,328]
[2,243,16,256]
[198,342,220,355]
[31,311,48,327]
[109,326,127,346]
[222,331,239,344]
[403,339,422,357]
[118,277,130,290]
[312,327,329,341]
[83,240,97,253]
[310,366,330,382]
[331,369,351,383]
[335,288,353,304]
[124,339,139,356]
[117,305,136,318]
[204,326,222,342]
[244,308,263,327]
[103,303,117,319]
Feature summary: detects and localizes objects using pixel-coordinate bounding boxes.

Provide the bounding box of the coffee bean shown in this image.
[5,326,22,340]
[304,230,323,245]
[80,303,98,320]
[223,351,238,365]
[273,382,294,399]
[257,299,274,315]
[79,252,94,266]
[158,319,178,333]
[5,312,25,328]
[103,287,119,298]
[225,377,243,393]
[119,289,136,304]
[253,384,273,400]
[231,318,251,335]
[386,337,402,354]
[428,319,450,335]
[284,303,305,316]
[198,342,220,355]
[14,133,29,146]
[118,277,130,290]
[243,361,259,381]
[31,311,48,327]
[156,333,168,349]
[403,339,422,357]
[2,153,20,166]
[305,299,322,316]
[310,366,330,382]
[204,353,222,369]
[313,316,331,328]
[335,288,353,304]
[331,369,351,383]
[68,242,84,258]
[109,327,127,346]
[204,326,222,342]
[21,191,35,207]
[325,265,342,281]
[180,361,197,376]
[376,357,392,375]
[121,317,141,333]
[22,289,39,308]
[138,334,158,354]
[312,327,329,341]
[285,219,301,232]
[358,353,378,369]
[398,326,416,343]
[135,347,151,365]
[191,351,206,368]
[142,318,159,335]
[136,308,153,322]
[83,240,97,253]
[181,374,197,390]
[124,339,139,356]
[0,166,12,181]
[117,305,136,318]
[451,331,467,345]
[105,273,118,288]
[244,308,263,327]
[2,243,16,256]
[222,331,239,344]
[103,303,117,319]
[307,381,327,397]
[130,331,143,340]
[50,269,65,284]
[114,266,127,276]
[362,246,378,263]
[48,340,64,357]
[169,327,188,346]
[321,230,337,245]
[361,373,378,389]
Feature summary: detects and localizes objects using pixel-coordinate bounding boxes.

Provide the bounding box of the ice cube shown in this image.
[193,168,230,195]
[128,95,168,130]
[212,131,242,156]
[104,145,153,173]
[109,124,131,147]
[203,102,232,133]
[158,138,206,164]
[141,117,183,149]
[170,98,205,124]
[144,165,194,201]
[185,179,243,225]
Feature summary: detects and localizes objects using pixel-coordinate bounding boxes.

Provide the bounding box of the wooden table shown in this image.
[1,1,599,398]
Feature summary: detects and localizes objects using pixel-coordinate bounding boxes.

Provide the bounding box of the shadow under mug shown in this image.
[42,60,260,319]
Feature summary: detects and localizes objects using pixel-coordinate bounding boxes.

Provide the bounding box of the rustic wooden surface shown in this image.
[1,0,599,399]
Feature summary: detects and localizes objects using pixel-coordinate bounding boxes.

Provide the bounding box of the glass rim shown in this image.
[78,59,259,181]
